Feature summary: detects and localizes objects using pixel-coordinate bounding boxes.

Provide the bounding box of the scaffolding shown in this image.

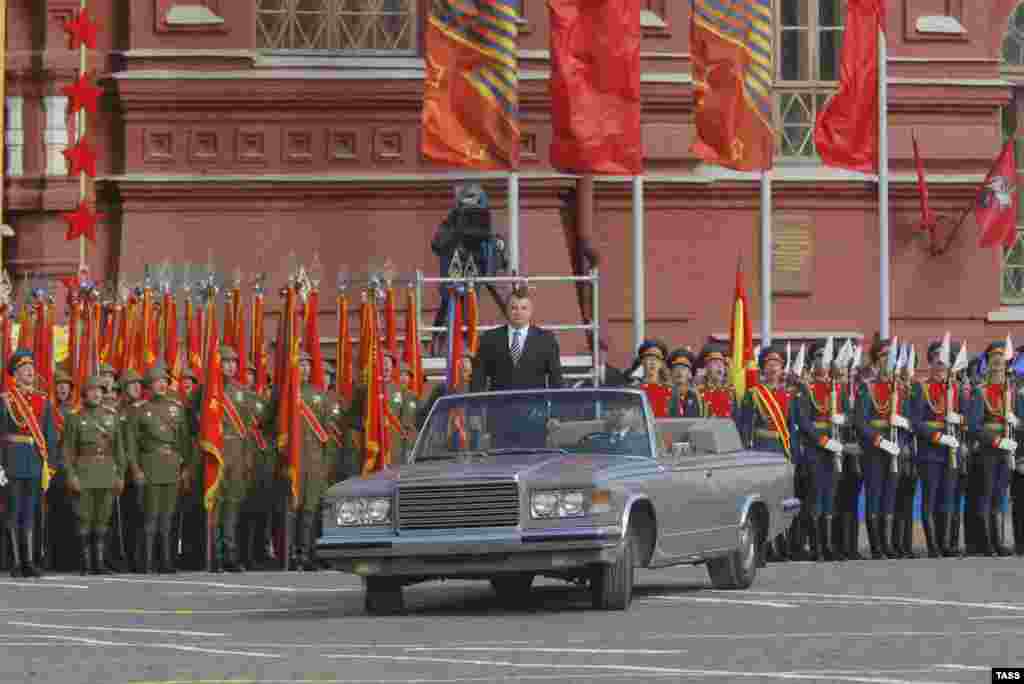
[414,270,602,387]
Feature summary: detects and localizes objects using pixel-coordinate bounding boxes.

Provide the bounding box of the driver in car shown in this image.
[577,398,649,455]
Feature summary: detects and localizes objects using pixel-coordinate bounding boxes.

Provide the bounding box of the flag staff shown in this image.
[760,171,772,346]
[878,27,890,338]
[632,174,645,349]
[508,174,520,273]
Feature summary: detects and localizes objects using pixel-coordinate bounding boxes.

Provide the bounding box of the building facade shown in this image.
[4,1,1024,366]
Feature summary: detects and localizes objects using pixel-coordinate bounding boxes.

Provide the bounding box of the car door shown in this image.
[652,449,723,558]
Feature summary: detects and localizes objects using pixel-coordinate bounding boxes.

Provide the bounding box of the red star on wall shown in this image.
[62,73,102,115]
[63,136,98,177]
[64,11,100,50]
[63,200,104,243]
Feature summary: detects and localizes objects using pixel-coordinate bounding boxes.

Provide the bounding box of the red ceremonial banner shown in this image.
[976,139,1019,250]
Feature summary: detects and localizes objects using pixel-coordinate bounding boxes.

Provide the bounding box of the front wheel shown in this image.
[591,526,636,610]
[707,518,758,590]
[364,577,405,615]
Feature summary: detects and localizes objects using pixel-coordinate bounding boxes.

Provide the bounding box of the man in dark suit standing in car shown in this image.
[470,286,563,448]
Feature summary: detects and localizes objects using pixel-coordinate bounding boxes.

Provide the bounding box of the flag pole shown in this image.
[760,171,772,346]
[508,174,520,273]
[632,174,645,349]
[878,27,890,338]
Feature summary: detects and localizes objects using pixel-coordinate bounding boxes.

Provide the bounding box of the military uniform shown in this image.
[385,380,418,466]
[242,389,275,569]
[832,374,864,561]
[63,376,126,575]
[697,344,739,420]
[117,369,145,572]
[636,340,671,418]
[794,343,851,562]
[0,351,59,578]
[965,340,1020,557]
[666,350,701,418]
[854,338,912,559]
[47,371,77,572]
[127,366,192,573]
[909,341,963,558]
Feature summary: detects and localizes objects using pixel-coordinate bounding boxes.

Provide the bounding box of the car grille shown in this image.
[396,481,520,530]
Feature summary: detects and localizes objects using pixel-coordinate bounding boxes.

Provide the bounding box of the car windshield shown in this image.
[412,390,653,462]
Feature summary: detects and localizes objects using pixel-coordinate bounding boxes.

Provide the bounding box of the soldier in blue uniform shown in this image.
[966,340,1019,557]
[666,349,701,418]
[855,338,910,559]
[910,341,963,557]
[0,351,59,578]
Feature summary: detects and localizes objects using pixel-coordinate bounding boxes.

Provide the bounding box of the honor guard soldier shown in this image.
[795,342,848,562]
[128,365,193,573]
[636,340,671,418]
[738,346,796,562]
[63,376,126,575]
[205,345,261,572]
[48,370,77,571]
[667,349,701,418]
[910,340,963,558]
[383,353,418,465]
[243,385,276,568]
[832,353,864,561]
[891,355,922,559]
[855,337,910,559]
[98,365,118,409]
[118,369,146,572]
[966,340,1019,557]
[698,343,738,419]
[0,351,59,578]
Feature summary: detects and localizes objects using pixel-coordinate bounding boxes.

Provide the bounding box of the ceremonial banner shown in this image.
[446,292,465,391]
[689,0,774,171]
[549,0,641,174]
[305,290,326,391]
[421,0,520,169]
[252,289,266,395]
[199,299,225,511]
[384,287,399,384]
[402,288,423,397]
[976,139,1018,250]
[912,130,936,234]
[814,0,885,173]
[336,292,352,400]
[729,261,756,398]
[163,291,179,386]
[362,296,389,475]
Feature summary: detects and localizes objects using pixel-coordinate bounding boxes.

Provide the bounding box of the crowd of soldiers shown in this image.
[628,336,1024,563]
[0,343,424,578]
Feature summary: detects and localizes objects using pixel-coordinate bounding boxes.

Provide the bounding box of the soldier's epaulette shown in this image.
[103,405,118,414]
[133,400,146,407]
[166,397,184,407]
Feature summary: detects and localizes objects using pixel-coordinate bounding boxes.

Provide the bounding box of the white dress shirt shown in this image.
[508,325,530,351]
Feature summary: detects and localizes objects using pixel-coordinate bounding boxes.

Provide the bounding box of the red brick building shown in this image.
[5,1,1024,367]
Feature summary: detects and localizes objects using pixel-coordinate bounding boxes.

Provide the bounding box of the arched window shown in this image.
[1004,3,1024,66]
[1002,4,1024,302]
[256,0,417,52]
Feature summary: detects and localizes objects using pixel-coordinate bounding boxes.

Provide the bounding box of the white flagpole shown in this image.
[508,173,520,273]
[633,174,645,348]
[878,27,890,338]
[760,171,772,346]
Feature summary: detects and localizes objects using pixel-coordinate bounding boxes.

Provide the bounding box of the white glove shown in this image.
[891,414,910,430]
[880,439,900,456]
[946,411,963,426]
[0,466,6,487]
[998,438,1019,452]
[824,439,843,454]
[831,413,846,426]
[1008,412,1020,429]
[938,434,959,449]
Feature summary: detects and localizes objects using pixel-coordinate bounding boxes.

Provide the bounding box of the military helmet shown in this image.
[636,339,668,363]
[99,363,116,377]
[54,370,74,387]
[986,339,1009,358]
[119,369,143,388]
[698,342,728,370]
[84,375,105,392]
[758,345,785,368]
[667,348,695,370]
[7,350,33,376]
[143,365,169,386]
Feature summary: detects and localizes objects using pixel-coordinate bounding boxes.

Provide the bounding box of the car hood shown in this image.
[330,451,630,496]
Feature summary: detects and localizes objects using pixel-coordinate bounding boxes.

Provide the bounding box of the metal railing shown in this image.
[414,269,601,387]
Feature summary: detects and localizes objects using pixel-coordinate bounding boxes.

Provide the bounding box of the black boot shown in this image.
[1014,505,1024,556]
[922,515,940,558]
[138,533,155,574]
[831,514,846,561]
[845,513,864,560]
[903,515,917,558]
[806,515,819,561]
[79,534,92,576]
[160,529,178,574]
[891,513,906,557]
[8,529,22,578]
[947,512,963,557]
[992,513,1013,557]
[880,514,896,559]
[301,514,319,572]
[975,514,995,556]
[818,515,832,562]
[934,512,949,557]
[866,515,882,559]
[786,518,805,561]
[92,536,113,575]
[22,529,42,578]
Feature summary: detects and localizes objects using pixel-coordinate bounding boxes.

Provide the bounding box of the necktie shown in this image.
[510,329,523,366]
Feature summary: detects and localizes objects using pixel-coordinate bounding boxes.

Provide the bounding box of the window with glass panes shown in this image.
[1000,92,1024,303]
[256,0,417,52]
[776,0,845,158]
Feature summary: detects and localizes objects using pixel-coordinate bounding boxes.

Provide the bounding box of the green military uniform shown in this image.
[242,389,276,568]
[209,346,263,572]
[63,376,126,575]
[385,381,419,465]
[117,370,145,572]
[126,366,192,573]
[48,371,77,572]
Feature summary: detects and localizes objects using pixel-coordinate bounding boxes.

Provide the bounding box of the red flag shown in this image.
[814,0,885,173]
[304,290,326,391]
[336,293,352,400]
[384,287,399,384]
[235,293,248,386]
[251,291,266,395]
[402,288,423,398]
[199,298,225,512]
[274,287,297,388]
[186,297,202,382]
[75,301,96,402]
[276,334,302,504]
[976,139,1019,250]
[99,304,115,365]
[32,301,51,394]
[548,0,641,174]
[729,261,757,398]
[361,294,389,475]
[163,292,179,387]
[912,130,937,236]
[689,0,775,171]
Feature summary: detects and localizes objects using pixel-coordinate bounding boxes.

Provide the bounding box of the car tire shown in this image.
[591,525,635,610]
[364,577,405,615]
[490,573,535,603]
[707,518,758,590]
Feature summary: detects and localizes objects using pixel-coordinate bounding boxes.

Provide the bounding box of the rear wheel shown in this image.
[591,525,636,610]
[490,573,535,603]
[364,577,405,615]
[708,518,758,590]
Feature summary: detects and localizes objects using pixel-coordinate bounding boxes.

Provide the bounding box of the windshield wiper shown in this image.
[414,451,489,463]
[485,448,568,456]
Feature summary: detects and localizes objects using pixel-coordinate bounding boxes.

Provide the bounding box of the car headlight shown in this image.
[530,489,588,519]
[334,497,392,526]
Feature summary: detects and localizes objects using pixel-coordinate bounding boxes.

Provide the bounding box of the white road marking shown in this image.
[628,628,1024,642]
[715,589,1024,612]
[67,576,360,593]
[967,614,1024,620]
[324,654,952,684]
[641,596,798,608]
[8,621,228,637]
[0,607,331,615]
[127,675,680,684]
[25,633,280,658]
[402,646,689,655]
[936,664,992,671]
[0,580,89,589]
